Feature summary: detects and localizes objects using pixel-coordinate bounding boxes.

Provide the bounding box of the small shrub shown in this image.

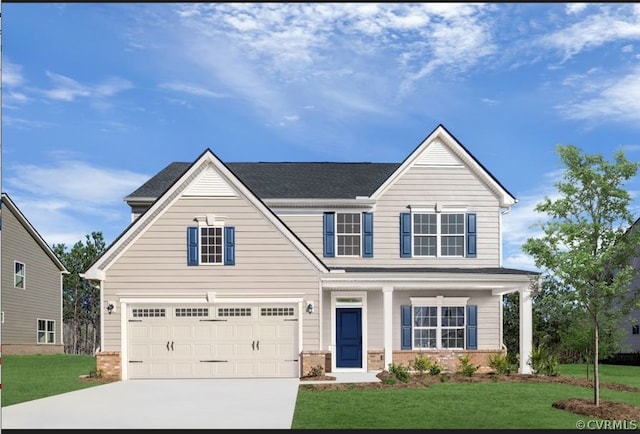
[88,368,103,378]
[388,362,410,383]
[458,354,479,377]
[307,364,324,377]
[440,374,450,383]
[410,354,432,376]
[429,362,443,376]
[529,345,559,376]
[487,352,511,375]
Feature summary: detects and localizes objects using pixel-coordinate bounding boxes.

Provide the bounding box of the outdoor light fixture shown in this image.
[106,303,115,315]
[306,302,314,314]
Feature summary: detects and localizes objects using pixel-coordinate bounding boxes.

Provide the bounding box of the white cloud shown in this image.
[42,72,133,102]
[2,61,26,87]
[557,67,640,122]
[159,82,229,99]
[540,5,640,61]
[566,3,589,15]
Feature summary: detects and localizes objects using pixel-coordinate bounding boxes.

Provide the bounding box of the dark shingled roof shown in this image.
[126,161,401,200]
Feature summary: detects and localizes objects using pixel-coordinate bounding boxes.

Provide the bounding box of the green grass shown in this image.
[559,363,640,389]
[292,365,640,429]
[1,354,105,407]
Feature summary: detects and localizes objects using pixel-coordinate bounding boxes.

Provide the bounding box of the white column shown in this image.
[519,287,533,374]
[383,286,394,371]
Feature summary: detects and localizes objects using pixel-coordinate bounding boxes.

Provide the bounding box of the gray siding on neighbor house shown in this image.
[101,195,322,352]
[1,203,63,348]
[279,164,502,268]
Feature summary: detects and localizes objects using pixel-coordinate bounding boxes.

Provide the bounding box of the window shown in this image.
[405,297,471,350]
[201,226,223,264]
[337,213,361,256]
[401,211,476,258]
[37,319,55,344]
[14,261,25,289]
[323,212,373,258]
[187,222,235,266]
[633,325,639,335]
[413,213,464,257]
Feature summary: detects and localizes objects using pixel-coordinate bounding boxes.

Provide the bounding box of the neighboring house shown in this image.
[1,193,68,355]
[83,124,539,380]
[617,217,640,356]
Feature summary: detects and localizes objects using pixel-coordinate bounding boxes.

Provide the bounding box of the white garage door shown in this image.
[127,304,299,379]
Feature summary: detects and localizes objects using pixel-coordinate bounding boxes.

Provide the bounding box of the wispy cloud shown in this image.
[2,60,26,87]
[540,4,640,61]
[4,158,149,246]
[556,67,640,122]
[159,82,229,99]
[41,71,133,102]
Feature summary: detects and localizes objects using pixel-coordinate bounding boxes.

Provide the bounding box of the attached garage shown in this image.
[126,304,299,379]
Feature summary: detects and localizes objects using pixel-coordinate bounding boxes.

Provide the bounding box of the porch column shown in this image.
[383,286,394,370]
[519,286,533,374]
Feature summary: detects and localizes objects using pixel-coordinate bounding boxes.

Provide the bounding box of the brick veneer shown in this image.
[0,344,64,355]
[96,351,122,380]
[392,349,504,374]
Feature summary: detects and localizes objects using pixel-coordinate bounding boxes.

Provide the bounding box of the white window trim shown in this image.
[411,212,466,258]
[37,318,55,344]
[196,215,227,265]
[14,261,25,289]
[410,296,469,350]
[335,212,362,258]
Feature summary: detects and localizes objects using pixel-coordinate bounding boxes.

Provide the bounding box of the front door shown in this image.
[336,307,362,368]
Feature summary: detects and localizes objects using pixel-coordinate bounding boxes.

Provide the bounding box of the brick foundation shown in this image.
[300,350,331,376]
[96,351,122,380]
[0,344,64,355]
[392,349,505,374]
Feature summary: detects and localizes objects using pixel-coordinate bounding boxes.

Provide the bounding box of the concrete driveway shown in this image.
[2,378,300,429]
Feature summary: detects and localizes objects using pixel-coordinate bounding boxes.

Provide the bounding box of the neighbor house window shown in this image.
[413,213,464,257]
[411,297,468,350]
[37,319,55,344]
[633,325,639,335]
[14,261,25,289]
[337,213,361,256]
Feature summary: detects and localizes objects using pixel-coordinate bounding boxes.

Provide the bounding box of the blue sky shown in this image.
[4,2,640,272]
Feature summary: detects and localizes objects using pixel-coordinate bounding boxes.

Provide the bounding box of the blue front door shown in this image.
[336,307,362,368]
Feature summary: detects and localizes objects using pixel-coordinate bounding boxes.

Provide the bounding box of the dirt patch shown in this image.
[299,371,640,420]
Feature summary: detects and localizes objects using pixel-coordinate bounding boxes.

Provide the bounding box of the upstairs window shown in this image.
[15,261,25,289]
[337,213,361,256]
[401,211,476,258]
[187,215,235,266]
[323,212,373,258]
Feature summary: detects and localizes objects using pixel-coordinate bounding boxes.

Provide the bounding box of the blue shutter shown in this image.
[400,212,411,258]
[401,305,412,350]
[466,213,477,258]
[362,212,373,258]
[224,227,235,265]
[466,305,478,350]
[187,227,199,266]
[323,212,335,258]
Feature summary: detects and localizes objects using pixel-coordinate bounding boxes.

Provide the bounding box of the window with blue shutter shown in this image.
[400,212,411,258]
[187,225,235,266]
[466,305,478,350]
[362,212,373,258]
[466,213,477,258]
[401,305,412,350]
[323,212,335,257]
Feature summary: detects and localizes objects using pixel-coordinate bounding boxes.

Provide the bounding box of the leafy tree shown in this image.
[522,145,640,406]
[52,232,106,355]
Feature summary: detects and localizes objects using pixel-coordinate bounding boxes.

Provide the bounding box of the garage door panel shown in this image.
[128,304,298,379]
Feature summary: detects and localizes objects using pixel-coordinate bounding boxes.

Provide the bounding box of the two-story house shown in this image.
[82,124,538,380]
[1,192,68,355]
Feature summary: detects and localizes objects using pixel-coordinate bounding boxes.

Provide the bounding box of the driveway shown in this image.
[2,378,300,429]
